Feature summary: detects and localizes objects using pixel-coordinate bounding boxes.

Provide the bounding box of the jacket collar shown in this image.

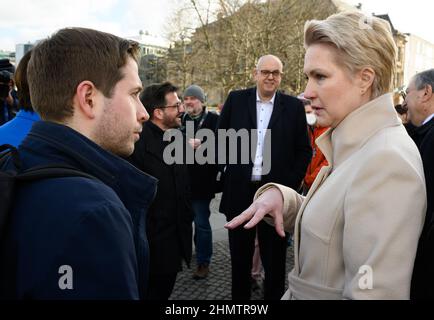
[147,118,185,140]
[316,93,400,169]
[147,119,165,137]
[256,91,276,104]
[248,88,257,126]
[248,87,283,129]
[142,120,170,161]
[268,91,283,129]
[422,113,434,126]
[415,115,434,138]
[20,121,157,211]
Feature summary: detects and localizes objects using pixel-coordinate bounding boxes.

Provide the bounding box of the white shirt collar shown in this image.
[256,90,276,105]
[422,113,434,125]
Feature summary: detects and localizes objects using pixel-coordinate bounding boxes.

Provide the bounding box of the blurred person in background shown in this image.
[299,93,329,194]
[0,50,40,146]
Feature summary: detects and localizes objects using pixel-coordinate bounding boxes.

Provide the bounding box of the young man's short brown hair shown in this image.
[27,27,140,121]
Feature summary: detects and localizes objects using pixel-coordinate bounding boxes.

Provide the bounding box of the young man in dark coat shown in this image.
[0,28,156,299]
[181,85,219,280]
[217,55,312,300]
[128,82,193,300]
[407,69,434,299]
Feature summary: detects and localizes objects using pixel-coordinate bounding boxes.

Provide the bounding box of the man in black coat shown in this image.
[181,85,219,280]
[407,69,434,299]
[217,55,312,300]
[128,82,193,300]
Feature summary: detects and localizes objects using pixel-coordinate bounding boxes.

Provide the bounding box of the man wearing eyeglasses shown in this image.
[128,82,193,300]
[217,55,312,300]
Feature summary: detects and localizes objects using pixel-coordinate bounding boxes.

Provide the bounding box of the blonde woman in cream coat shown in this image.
[225,11,427,300]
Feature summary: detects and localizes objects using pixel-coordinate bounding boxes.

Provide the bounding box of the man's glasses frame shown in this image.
[259,69,283,78]
[156,101,183,111]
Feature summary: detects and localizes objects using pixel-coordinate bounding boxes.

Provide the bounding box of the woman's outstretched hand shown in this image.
[224,187,286,237]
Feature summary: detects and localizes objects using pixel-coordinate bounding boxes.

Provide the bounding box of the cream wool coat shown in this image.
[257,93,427,299]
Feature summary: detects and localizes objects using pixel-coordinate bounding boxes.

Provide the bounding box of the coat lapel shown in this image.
[248,88,257,128]
[267,91,284,129]
[144,122,167,162]
[293,164,332,274]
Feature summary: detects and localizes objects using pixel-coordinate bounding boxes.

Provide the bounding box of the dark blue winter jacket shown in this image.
[0,121,157,299]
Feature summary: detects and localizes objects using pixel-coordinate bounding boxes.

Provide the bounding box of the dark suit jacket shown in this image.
[181,108,220,200]
[411,116,434,299]
[217,87,312,219]
[128,121,193,275]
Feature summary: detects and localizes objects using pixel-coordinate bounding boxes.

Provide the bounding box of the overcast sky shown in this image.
[346,0,434,43]
[0,0,433,51]
[0,0,172,51]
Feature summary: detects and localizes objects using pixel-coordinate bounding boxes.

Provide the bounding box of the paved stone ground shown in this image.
[169,240,294,300]
[169,194,295,300]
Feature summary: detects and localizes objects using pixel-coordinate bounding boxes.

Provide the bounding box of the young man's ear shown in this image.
[75,81,99,119]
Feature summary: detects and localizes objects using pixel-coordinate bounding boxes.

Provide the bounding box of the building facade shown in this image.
[404,34,434,85]
[126,31,170,87]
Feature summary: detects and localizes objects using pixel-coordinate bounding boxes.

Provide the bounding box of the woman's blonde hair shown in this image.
[304,11,397,98]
